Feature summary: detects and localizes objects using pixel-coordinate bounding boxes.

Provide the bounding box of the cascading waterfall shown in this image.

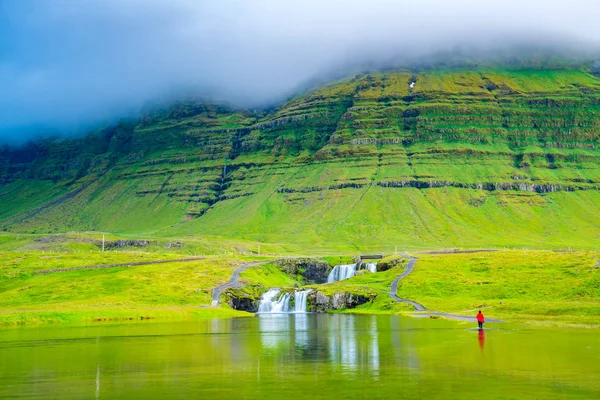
[365,262,377,273]
[327,262,378,283]
[271,293,291,313]
[258,289,312,313]
[294,290,312,313]
[258,289,281,313]
[327,264,357,283]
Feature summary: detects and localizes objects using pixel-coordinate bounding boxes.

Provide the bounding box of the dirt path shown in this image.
[210,261,264,307]
[34,257,206,275]
[389,256,502,323]
[389,257,426,311]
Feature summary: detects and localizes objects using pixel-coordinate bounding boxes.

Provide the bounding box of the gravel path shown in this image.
[389,256,502,323]
[210,261,264,307]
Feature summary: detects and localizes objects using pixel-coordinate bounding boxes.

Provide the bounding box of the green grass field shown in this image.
[398,250,600,327]
[0,249,268,326]
[1,233,597,329]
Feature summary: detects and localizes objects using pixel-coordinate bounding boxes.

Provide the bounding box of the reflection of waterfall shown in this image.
[258,313,312,350]
[293,313,309,348]
[329,315,358,369]
[258,289,311,313]
[327,264,357,282]
[328,315,380,375]
[327,263,378,283]
[258,314,291,349]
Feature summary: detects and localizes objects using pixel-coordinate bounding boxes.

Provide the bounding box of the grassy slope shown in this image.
[398,250,600,327]
[0,251,282,326]
[2,69,600,249]
[2,68,600,327]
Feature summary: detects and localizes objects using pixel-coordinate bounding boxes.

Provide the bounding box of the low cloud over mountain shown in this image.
[1,0,600,142]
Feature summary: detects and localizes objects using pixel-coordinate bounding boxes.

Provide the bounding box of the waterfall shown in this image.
[294,290,312,313]
[327,262,378,283]
[271,293,291,313]
[258,289,281,313]
[365,262,377,273]
[327,264,357,283]
[258,289,311,313]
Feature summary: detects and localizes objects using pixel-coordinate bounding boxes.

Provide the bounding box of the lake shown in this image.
[1,314,599,399]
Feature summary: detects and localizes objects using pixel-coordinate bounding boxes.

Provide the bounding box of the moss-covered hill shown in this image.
[2,68,600,249]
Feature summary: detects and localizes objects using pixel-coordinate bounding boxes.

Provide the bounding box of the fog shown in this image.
[1,0,600,143]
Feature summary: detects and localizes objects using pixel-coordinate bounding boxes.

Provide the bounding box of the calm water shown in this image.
[1,314,599,399]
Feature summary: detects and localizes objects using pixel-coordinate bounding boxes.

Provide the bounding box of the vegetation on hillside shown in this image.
[1,68,600,249]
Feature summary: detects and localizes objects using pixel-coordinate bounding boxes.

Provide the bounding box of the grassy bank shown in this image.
[397,250,600,327]
[1,238,599,329]
[0,251,274,327]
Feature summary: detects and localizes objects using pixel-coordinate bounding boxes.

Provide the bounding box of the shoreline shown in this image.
[1,307,598,330]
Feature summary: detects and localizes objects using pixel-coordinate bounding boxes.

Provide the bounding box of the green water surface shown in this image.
[1,314,599,399]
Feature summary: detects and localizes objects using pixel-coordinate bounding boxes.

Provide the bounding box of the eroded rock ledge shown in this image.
[225,287,375,313]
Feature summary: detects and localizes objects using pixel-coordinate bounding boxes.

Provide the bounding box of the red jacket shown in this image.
[477,313,485,322]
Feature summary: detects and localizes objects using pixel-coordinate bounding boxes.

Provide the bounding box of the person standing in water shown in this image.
[477,310,485,329]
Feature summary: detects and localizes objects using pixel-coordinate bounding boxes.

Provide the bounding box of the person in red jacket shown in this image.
[477,310,485,329]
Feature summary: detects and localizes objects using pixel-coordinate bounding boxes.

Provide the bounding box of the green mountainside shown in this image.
[2,68,600,250]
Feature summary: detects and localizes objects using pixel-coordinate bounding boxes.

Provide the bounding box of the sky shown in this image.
[1,0,600,143]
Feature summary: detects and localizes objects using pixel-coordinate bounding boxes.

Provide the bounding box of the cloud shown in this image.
[1,0,600,143]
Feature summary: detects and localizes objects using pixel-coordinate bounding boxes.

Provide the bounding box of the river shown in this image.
[1,314,599,399]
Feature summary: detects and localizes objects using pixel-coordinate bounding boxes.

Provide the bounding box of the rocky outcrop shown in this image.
[96,239,154,249]
[376,256,405,272]
[308,291,375,312]
[225,286,376,313]
[224,286,261,312]
[375,180,591,193]
[274,258,331,284]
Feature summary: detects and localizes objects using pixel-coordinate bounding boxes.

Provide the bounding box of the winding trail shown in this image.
[35,257,206,275]
[389,256,502,323]
[210,261,264,307]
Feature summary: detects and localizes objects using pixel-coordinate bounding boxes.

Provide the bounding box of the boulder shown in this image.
[308,291,374,312]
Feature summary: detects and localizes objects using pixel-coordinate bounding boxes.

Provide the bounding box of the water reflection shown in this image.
[3,315,600,399]
[258,314,381,375]
[478,329,486,351]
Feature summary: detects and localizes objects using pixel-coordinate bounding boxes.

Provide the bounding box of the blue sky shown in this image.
[1,0,600,143]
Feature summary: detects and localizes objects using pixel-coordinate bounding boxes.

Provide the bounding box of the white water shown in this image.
[258,289,311,313]
[294,290,312,313]
[258,289,281,313]
[365,262,377,273]
[327,264,357,283]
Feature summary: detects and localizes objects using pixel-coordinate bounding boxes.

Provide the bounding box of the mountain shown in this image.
[2,68,600,250]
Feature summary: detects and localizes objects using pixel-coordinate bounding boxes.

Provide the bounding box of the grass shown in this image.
[1,69,599,251]
[305,259,415,314]
[398,250,600,327]
[0,252,277,327]
[0,242,599,328]
[2,68,600,328]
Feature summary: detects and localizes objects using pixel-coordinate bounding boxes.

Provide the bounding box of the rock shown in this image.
[224,288,260,312]
[274,258,331,284]
[228,296,258,313]
[308,291,374,312]
[98,239,153,249]
[377,258,401,272]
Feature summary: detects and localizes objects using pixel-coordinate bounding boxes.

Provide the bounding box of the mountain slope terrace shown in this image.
[2,68,600,249]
